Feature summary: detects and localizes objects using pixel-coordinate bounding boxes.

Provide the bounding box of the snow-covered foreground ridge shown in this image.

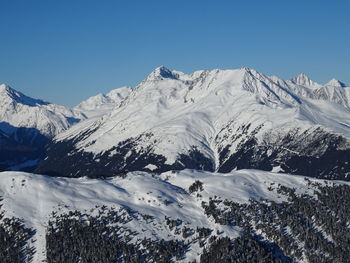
[37,66,350,180]
[1,169,350,262]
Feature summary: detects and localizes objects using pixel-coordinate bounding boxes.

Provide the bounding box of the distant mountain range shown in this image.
[1,67,350,179]
[0,83,131,171]
[2,66,344,180]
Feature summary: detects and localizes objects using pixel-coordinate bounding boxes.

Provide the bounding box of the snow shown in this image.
[144,164,158,170]
[325,78,346,88]
[0,84,131,140]
[0,169,347,262]
[2,67,349,152]
[2,67,349,170]
[1,67,350,261]
[291,73,322,89]
[0,169,348,262]
[74,86,132,118]
[54,67,350,169]
[0,84,85,138]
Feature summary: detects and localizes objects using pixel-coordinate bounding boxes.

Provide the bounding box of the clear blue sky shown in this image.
[1,0,349,106]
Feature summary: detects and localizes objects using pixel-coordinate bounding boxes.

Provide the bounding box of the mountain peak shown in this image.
[0,84,13,93]
[74,86,132,116]
[146,66,179,81]
[0,84,49,107]
[291,73,320,88]
[326,78,346,88]
[291,73,310,83]
[0,84,22,98]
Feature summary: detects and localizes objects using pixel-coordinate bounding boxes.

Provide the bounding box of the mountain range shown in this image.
[1,66,349,179]
[20,66,350,180]
[0,83,132,171]
[1,66,350,262]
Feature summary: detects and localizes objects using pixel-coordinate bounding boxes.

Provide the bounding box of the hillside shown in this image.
[0,169,349,262]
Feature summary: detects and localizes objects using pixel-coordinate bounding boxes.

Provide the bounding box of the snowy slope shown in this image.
[74,86,132,118]
[1,169,348,262]
[37,67,350,180]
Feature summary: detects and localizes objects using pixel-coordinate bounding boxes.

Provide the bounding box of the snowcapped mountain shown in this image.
[0,169,349,262]
[74,86,132,118]
[0,84,86,171]
[36,67,350,180]
[325,78,346,88]
[0,84,85,137]
[290,73,322,89]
